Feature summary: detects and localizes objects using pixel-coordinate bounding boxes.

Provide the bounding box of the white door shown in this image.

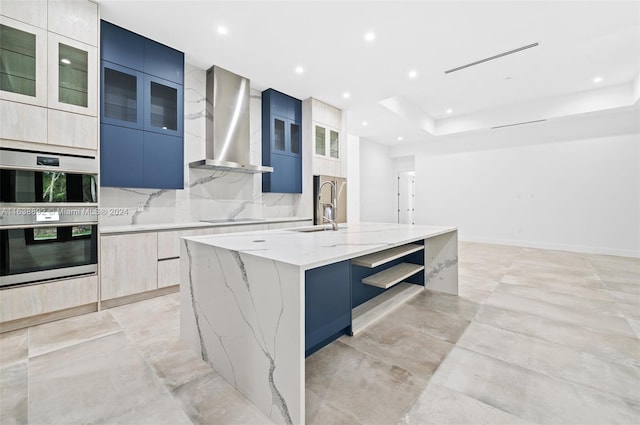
[397,171,415,224]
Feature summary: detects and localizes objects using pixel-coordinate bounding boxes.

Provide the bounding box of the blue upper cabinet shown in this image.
[262,89,302,193]
[100,20,184,189]
[101,61,144,130]
[143,74,183,136]
[100,21,144,71]
[143,39,184,85]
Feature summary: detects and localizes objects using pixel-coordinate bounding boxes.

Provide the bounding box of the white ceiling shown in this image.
[98,0,640,145]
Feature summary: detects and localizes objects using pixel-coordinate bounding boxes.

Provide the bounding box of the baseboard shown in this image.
[100,285,179,309]
[0,303,98,333]
[460,236,640,258]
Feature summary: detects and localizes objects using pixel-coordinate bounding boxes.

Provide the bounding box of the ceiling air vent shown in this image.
[445,42,539,74]
[491,119,547,130]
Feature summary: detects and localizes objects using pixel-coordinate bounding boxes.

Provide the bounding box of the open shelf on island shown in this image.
[361,262,424,289]
[351,282,423,335]
[351,243,424,268]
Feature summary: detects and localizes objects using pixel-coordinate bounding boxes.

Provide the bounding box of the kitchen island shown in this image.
[180,222,458,425]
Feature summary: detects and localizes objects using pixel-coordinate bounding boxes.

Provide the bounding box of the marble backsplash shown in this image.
[99,63,310,226]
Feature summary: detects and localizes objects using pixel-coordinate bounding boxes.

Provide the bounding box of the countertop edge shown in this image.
[183,224,458,270]
[99,217,313,235]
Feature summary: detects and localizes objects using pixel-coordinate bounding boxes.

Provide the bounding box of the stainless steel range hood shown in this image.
[189,66,273,173]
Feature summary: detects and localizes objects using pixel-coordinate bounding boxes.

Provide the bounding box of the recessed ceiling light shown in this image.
[364,32,375,42]
[446,108,453,114]
[60,58,71,65]
[362,121,368,126]
[593,76,603,83]
[343,92,351,99]
[217,26,228,35]
[295,66,304,74]
[397,136,403,141]
[408,70,418,79]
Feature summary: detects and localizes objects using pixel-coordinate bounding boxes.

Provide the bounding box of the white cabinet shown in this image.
[47,32,97,116]
[157,228,216,259]
[305,98,346,177]
[0,275,97,323]
[0,15,47,107]
[100,232,158,300]
[314,123,340,159]
[0,0,47,29]
[47,0,98,47]
[48,109,97,149]
[0,1,98,155]
[0,99,47,143]
[158,258,180,288]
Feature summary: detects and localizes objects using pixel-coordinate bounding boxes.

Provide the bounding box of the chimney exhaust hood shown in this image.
[189,66,273,173]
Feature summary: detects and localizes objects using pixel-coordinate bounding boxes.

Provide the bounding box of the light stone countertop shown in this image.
[184,222,457,270]
[99,217,312,235]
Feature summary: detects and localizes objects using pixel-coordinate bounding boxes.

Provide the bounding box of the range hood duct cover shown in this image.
[189,66,273,173]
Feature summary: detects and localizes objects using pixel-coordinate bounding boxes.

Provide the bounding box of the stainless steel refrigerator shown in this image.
[313,175,347,225]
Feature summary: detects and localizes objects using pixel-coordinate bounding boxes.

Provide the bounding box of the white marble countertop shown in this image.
[184,222,457,270]
[100,217,312,235]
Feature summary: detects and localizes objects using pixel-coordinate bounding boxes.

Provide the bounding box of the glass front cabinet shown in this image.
[314,124,340,159]
[0,17,47,106]
[262,89,302,193]
[48,33,97,116]
[100,20,184,189]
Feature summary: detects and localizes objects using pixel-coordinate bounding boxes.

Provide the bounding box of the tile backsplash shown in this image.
[99,63,309,226]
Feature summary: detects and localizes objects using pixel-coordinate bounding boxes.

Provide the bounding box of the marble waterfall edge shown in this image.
[180,239,303,425]
[424,230,459,295]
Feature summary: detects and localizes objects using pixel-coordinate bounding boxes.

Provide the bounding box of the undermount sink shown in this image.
[290,225,346,233]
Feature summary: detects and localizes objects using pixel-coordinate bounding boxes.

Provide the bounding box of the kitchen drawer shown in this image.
[158,258,180,288]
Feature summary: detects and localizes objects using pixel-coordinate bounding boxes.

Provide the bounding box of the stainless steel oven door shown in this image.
[0,214,98,288]
[0,150,97,205]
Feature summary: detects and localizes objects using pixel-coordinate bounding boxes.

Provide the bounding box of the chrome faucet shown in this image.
[318,180,338,230]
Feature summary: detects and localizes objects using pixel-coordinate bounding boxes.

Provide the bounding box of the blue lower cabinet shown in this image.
[142,132,184,189]
[100,124,144,187]
[305,260,351,357]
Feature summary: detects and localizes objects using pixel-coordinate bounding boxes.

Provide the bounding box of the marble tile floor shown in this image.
[1,242,638,425]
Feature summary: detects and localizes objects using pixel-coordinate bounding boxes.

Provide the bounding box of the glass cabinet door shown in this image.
[290,122,301,155]
[315,125,326,155]
[274,118,285,151]
[101,62,143,129]
[329,129,340,158]
[149,81,177,130]
[48,33,97,115]
[143,74,183,136]
[58,43,88,107]
[0,23,36,97]
[0,18,46,106]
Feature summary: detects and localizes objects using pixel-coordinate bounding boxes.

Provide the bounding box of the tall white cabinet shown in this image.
[0,0,98,154]
[303,98,348,178]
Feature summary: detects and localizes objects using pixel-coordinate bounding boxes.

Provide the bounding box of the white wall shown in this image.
[411,131,640,257]
[359,139,396,223]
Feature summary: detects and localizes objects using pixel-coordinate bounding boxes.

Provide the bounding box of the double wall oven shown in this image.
[0,149,98,288]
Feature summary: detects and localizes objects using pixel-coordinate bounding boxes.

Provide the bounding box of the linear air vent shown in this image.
[445,42,539,74]
[491,119,547,130]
